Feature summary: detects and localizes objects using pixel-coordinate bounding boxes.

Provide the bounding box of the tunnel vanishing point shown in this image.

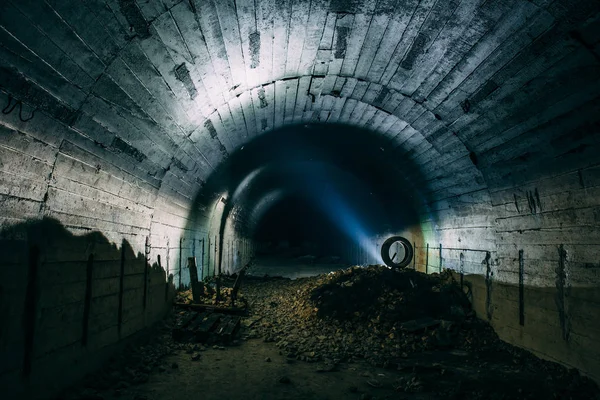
[0,0,599,398]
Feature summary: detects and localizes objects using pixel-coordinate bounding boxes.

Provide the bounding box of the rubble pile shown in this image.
[243,266,480,366]
[242,265,600,397]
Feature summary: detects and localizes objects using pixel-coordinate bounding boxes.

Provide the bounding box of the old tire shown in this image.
[381,236,413,269]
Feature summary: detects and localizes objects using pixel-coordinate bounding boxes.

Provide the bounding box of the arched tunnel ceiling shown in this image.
[191,124,428,238]
[2,1,600,386]
[0,0,599,216]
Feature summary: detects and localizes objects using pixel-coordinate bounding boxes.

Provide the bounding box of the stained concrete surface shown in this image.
[1,1,600,397]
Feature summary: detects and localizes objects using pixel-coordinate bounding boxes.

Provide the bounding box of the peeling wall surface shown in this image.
[0,0,599,397]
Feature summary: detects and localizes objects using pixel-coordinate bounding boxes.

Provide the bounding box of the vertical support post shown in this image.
[207,237,211,278]
[413,242,416,270]
[519,249,525,326]
[201,239,205,279]
[188,257,200,303]
[82,253,94,346]
[159,255,168,302]
[178,238,182,288]
[143,236,149,310]
[118,243,125,336]
[556,244,570,341]
[439,244,442,274]
[166,239,170,280]
[484,251,493,320]
[23,244,40,378]
[425,243,429,274]
[215,235,220,303]
[459,252,464,290]
[213,235,217,277]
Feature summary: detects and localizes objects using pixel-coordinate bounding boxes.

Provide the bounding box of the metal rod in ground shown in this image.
[201,239,205,279]
[213,235,217,277]
[207,237,211,279]
[188,257,200,304]
[215,236,221,304]
[519,249,525,326]
[439,244,443,274]
[460,252,465,290]
[425,243,429,274]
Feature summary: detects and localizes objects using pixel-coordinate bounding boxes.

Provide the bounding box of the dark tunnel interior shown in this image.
[1,0,600,398]
[188,123,426,265]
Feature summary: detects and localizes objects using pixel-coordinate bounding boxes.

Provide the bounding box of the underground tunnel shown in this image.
[0,0,599,399]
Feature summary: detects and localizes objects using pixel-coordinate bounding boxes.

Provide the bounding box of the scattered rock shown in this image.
[278,376,291,384]
[265,357,271,362]
[191,353,201,361]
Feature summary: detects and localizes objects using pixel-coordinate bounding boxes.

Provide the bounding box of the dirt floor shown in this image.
[60,265,600,400]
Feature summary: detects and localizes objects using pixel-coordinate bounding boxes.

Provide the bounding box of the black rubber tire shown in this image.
[381,236,413,269]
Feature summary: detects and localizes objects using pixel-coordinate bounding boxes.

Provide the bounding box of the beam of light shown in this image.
[311,185,381,265]
[291,162,381,265]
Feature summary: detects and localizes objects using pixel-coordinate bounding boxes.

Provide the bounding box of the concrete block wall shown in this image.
[0,219,175,399]
[0,113,187,399]
[411,163,600,382]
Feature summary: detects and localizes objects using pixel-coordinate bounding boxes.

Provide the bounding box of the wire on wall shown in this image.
[2,94,36,122]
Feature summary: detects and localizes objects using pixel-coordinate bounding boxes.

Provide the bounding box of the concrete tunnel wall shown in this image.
[0,0,599,397]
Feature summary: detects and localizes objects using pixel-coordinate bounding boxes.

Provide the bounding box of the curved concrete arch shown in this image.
[0,0,599,395]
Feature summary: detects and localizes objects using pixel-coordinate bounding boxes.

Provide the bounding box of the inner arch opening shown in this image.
[186,123,434,281]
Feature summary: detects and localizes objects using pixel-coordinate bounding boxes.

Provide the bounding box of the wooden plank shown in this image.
[172,311,199,341]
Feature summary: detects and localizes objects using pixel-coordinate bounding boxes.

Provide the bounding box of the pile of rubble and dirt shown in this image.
[243,265,485,366]
[58,264,599,400]
[241,265,599,398]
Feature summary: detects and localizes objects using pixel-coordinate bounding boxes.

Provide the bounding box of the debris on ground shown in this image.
[58,264,599,400]
[242,265,600,399]
[172,311,241,345]
[175,284,244,307]
[243,265,476,366]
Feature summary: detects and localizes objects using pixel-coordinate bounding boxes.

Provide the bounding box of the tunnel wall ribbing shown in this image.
[0,0,598,394]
